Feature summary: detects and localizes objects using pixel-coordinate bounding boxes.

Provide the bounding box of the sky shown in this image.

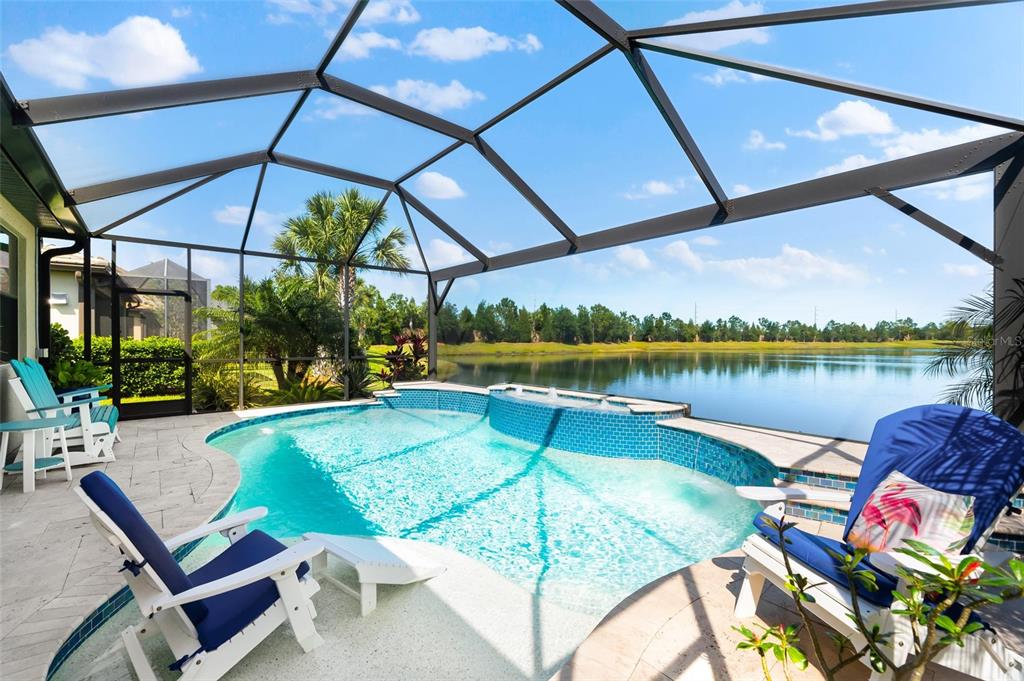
[3,0,1022,325]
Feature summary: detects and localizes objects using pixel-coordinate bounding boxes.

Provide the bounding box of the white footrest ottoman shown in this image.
[303,533,446,616]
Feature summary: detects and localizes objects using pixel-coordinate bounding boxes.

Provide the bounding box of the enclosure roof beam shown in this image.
[14,71,321,127]
[318,0,369,75]
[399,192,432,278]
[398,188,492,268]
[93,171,229,236]
[69,151,270,204]
[639,41,1024,132]
[271,152,396,191]
[628,0,1016,40]
[556,0,729,210]
[240,163,269,250]
[472,136,578,246]
[430,132,1022,281]
[320,75,475,143]
[867,187,1000,265]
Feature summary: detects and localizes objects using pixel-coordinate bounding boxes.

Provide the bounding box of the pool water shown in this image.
[210,406,760,614]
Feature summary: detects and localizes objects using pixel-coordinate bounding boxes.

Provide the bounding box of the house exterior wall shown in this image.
[50,269,81,338]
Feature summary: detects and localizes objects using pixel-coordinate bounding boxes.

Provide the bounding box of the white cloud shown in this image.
[266,0,337,23]
[308,97,376,119]
[697,67,770,86]
[171,6,192,18]
[191,252,233,282]
[370,79,484,113]
[814,123,1002,179]
[336,30,400,59]
[408,26,541,61]
[743,129,785,151]
[660,1,770,51]
[664,242,865,289]
[788,100,895,141]
[910,175,990,202]
[732,183,753,196]
[862,246,886,256]
[615,245,653,271]
[425,238,471,268]
[692,235,721,246]
[415,171,465,199]
[943,263,983,277]
[362,0,420,25]
[816,154,874,177]
[663,240,705,272]
[623,178,686,200]
[6,16,202,90]
[214,205,287,234]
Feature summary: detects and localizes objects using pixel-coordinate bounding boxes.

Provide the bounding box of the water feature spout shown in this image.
[599,398,611,410]
[514,385,523,395]
[547,387,558,401]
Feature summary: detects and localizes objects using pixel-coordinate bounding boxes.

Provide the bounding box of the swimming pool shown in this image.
[209,398,762,614]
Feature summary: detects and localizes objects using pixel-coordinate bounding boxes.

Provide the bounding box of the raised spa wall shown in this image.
[377,386,778,488]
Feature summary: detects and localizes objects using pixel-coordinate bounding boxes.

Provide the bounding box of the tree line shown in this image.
[433,298,968,345]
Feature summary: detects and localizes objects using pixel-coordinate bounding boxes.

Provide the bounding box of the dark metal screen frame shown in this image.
[3,0,1022,419]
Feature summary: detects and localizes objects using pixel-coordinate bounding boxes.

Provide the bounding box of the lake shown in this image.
[439,348,955,441]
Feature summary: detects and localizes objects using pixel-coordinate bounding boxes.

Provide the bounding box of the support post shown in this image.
[343,263,351,399]
[994,157,1024,427]
[185,249,193,415]
[238,253,245,409]
[83,236,92,359]
[427,279,438,380]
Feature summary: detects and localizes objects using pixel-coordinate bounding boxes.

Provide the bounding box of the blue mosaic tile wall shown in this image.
[778,467,858,491]
[659,426,778,487]
[379,389,489,415]
[488,393,666,459]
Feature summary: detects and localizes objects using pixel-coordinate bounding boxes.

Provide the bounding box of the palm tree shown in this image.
[925,288,993,411]
[272,188,410,306]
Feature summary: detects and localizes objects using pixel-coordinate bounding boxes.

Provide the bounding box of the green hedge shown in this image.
[74,336,191,397]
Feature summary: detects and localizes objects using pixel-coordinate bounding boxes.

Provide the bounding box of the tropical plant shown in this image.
[265,375,346,405]
[49,358,108,391]
[378,332,427,387]
[337,356,375,399]
[736,515,1024,681]
[925,288,994,412]
[271,189,410,306]
[192,365,265,412]
[48,323,80,368]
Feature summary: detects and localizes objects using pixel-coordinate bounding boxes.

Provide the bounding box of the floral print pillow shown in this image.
[847,470,975,554]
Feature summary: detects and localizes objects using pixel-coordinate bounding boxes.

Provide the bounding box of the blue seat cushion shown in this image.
[68,405,119,430]
[80,472,208,623]
[753,512,898,606]
[188,530,310,652]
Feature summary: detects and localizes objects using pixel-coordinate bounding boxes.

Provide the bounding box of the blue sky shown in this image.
[3,0,1022,325]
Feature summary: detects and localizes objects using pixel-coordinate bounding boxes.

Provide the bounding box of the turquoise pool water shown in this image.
[210,406,760,613]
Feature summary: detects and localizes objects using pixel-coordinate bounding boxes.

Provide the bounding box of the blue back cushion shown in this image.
[80,471,209,623]
[845,404,1024,552]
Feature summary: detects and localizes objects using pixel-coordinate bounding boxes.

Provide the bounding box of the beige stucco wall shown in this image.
[1,193,39,459]
[50,269,81,338]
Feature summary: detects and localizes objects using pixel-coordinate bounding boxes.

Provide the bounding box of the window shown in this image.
[1,227,18,361]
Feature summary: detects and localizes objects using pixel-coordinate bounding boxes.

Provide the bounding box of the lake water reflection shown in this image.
[441,348,954,441]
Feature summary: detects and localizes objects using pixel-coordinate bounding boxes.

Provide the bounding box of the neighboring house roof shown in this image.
[45,250,112,274]
[125,258,209,282]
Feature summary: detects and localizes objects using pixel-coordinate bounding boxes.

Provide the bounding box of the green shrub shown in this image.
[75,336,187,397]
[266,376,345,405]
[193,364,265,412]
[49,359,108,391]
[49,323,81,366]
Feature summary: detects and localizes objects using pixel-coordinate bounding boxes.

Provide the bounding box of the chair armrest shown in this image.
[164,507,269,551]
[27,396,105,414]
[736,486,852,504]
[57,384,112,399]
[150,540,324,613]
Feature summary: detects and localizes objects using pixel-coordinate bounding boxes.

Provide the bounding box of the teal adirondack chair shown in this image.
[9,358,118,465]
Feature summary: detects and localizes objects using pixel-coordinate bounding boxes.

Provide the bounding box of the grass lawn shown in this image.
[435,339,949,357]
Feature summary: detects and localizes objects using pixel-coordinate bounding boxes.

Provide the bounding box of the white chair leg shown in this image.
[734,565,765,618]
[114,429,122,443]
[58,427,72,482]
[120,624,158,681]
[359,582,378,617]
[272,573,323,652]
[0,431,7,492]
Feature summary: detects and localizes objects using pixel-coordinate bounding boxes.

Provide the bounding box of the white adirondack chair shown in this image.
[77,471,325,681]
[734,404,1024,681]
[9,358,118,465]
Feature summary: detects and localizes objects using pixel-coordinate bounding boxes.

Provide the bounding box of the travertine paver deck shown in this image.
[660,417,869,477]
[552,551,1024,681]
[0,401,370,681]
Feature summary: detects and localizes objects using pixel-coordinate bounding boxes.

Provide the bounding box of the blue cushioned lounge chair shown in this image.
[10,358,119,466]
[76,471,325,681]
[734,404,1024,681]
